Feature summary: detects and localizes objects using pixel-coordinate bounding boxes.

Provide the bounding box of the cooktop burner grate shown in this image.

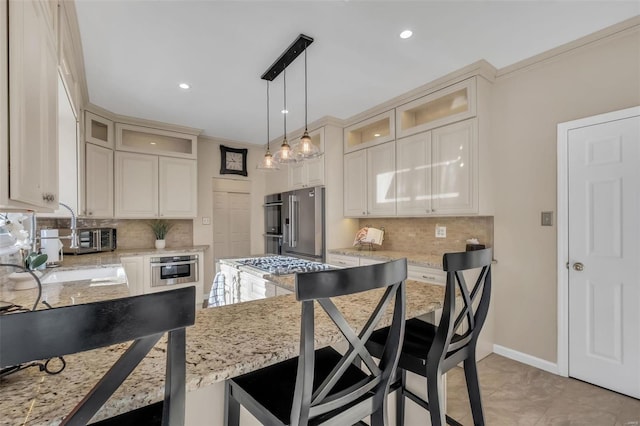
[236,256,331,275]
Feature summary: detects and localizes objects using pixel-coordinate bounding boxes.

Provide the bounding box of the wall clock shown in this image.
[220,145,248,176]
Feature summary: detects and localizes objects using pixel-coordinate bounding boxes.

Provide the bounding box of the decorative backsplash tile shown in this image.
[36,219,193,249]
[357,216,493,254]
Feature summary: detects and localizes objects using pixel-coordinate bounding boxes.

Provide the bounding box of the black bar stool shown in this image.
[0,286,196,425]
[366,249,493,426]
[224,258,407,426]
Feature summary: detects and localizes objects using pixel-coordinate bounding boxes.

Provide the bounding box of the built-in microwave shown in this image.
[150,255,199,287]
[59,228,117,255]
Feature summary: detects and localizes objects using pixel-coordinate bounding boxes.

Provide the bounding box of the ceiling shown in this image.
[74,1,639,146]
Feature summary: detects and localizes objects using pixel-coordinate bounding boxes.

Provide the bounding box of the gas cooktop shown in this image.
[236,256,332,275]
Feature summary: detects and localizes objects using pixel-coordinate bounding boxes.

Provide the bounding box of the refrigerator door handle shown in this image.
[290,195,298,248]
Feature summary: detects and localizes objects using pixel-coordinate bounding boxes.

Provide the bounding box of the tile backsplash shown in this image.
[357,216,493,254]
[36,219,193,250]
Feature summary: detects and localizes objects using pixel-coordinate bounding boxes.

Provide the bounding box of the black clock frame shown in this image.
[220,145,248,177]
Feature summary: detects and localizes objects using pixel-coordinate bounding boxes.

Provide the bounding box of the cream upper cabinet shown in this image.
[367,141,396,216]
[4,0,59,211]
[115,152,158,218]
[397,119,478,216]
[344,110,395,153]
[159,157,197,218]
[344,141,396,217]
[396,132,432,215]
[431,119,476,214]
[85,143,114,217]
[116,123,197,159]
[396,78,476,139]
[343,149,367,217]
[114,151,197,218]
[288,128,324,190]
[85,111,114,148]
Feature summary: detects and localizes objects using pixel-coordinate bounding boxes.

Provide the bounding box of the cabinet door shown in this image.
[159,157,197,218]
[85,143,114,217]
[367,141,396,216]
[121,256,144,296]
[8,0,58,209]
[305,157,324,187]
[343,150,367,217]
[396,133,431,215]
[432,119,476,214]
[115,152,158,218]
[288,162,306,189]
[84,111,114,148]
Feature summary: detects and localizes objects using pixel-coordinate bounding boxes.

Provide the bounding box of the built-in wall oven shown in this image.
[264,193,282,255]
[150,254,198,287]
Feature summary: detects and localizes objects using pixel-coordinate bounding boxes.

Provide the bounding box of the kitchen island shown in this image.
[0,262,445,425]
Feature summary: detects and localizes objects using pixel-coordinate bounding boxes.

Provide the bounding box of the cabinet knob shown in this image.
[42,193,55,202]
[88,211,93,216]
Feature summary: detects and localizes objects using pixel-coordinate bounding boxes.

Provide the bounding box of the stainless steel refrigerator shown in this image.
[282,186,325,262]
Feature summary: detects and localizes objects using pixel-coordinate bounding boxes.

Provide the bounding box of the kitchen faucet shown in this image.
[57,203,79,249]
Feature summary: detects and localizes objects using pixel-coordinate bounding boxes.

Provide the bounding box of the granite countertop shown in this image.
[57,245,209,268]
[328,248,443,269]
[0,278,445,425]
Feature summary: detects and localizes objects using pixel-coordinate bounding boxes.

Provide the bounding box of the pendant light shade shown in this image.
[292,47,321,159]
[273,66,300,164]
[257,81,279,170]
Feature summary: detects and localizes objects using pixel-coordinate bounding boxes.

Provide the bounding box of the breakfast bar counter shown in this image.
[0,276,445,425]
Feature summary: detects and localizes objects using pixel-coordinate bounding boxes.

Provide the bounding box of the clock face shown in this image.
[220,145,248,176]
[227,152,243,170]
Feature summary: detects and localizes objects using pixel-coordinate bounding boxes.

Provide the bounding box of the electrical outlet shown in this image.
[202,217,211,225]
[541,211,553,226]
[435,225,447,238]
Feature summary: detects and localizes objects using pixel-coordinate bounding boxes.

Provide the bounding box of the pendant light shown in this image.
[293,46,321,159]
[257,81,279,170]
[273,65,299,164]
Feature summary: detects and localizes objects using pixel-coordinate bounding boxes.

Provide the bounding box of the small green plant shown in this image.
[148,219,174,240]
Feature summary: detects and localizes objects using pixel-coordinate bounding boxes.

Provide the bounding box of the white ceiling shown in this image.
[75,1,639,145]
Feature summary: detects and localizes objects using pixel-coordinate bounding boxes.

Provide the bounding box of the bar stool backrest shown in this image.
[0,286,196,426]
[429,248,493,371]
[292,258,407,425]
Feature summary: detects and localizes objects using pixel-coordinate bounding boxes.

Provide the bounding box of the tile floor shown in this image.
[443,354,640,426]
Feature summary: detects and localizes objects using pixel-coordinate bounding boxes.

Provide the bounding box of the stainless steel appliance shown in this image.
[150,254,199,287]
[282,186,325,262]
[264,193,283,255]
[59,228,116,255]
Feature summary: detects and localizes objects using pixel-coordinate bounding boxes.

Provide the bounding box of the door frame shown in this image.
[556,105,640,377]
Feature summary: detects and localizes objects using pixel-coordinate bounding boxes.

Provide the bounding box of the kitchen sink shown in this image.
[41,267,127,285]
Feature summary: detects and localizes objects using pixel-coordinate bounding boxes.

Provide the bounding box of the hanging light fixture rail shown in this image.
[261,34,314,81]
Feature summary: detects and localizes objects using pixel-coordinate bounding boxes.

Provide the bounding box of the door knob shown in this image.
[573,262,584,271]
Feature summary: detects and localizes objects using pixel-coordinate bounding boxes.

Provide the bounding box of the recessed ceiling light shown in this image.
[400,30,413,39]
[281,109,288,114]
[178,83,190,89]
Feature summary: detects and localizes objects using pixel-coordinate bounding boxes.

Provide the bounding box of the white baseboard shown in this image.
[493,344,560,375]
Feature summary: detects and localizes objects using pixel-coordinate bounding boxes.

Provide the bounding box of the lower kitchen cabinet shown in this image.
[120,251,204,309]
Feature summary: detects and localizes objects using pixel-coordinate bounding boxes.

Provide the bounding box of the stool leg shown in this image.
[426,369,446,426]
[463,358,485,426]
[396,369,406,426]
[224,381,240,426]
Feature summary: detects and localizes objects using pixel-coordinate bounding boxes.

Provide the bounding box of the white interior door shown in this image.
[568,113,640,398]
[212,191,251,263]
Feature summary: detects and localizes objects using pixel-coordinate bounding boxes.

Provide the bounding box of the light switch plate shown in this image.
[541,211,553,226]
[202,217,211,225]
[435,225,447,238]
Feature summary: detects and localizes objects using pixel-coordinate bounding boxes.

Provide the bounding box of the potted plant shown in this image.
[148,220,173,249]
